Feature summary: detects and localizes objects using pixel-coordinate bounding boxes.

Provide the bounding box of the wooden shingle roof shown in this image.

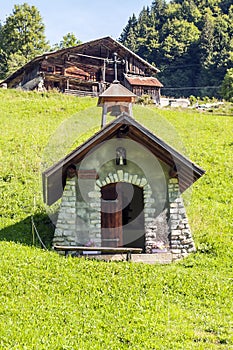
[125,75,164,88]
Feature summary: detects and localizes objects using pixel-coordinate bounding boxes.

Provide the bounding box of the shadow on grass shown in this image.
[0,214,55,249]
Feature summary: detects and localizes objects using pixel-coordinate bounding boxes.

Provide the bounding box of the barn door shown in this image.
[101,183,123,247]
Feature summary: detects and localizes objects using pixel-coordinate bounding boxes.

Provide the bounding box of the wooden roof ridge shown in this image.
[42,113,205,205]
[3,36,159,84]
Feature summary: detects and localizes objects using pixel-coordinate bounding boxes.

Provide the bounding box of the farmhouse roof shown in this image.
[3,36,159,85]
[125,75,164,88]
[42,114,205,206]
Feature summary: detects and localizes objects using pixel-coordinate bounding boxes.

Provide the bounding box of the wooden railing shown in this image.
[64,89,98,97]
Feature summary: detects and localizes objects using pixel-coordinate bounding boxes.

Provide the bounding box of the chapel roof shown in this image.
[99,81,137,98]
[42,114,205,206]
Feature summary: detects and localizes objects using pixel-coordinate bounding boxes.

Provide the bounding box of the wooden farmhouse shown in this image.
[2,36,163,103]
[43,82,205,263]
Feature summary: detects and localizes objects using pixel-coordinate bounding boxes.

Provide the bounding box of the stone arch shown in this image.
[87,170,156,251]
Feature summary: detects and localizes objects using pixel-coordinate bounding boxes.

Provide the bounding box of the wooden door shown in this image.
[101,183,123,247]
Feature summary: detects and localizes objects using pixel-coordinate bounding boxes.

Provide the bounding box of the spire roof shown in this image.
[99,81,136,98]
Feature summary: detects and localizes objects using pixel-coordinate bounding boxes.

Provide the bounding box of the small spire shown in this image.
[97,81,136,128]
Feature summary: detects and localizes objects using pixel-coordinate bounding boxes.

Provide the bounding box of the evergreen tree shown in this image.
[119,0,233,98]
[199,10,215,68]
[119,14,138,50]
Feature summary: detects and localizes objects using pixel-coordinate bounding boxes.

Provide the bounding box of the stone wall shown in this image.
[168,178,196,260]
[53,178,77,246]
[53,174,196,262]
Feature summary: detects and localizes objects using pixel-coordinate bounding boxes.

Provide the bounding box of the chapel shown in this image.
[43,81,205,263]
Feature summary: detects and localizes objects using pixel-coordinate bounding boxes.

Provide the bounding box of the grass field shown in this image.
[0,89,232,349]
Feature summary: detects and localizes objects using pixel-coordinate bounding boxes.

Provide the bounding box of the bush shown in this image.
[221,68,233,102]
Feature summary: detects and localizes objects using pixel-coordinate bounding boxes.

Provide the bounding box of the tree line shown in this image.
[0,2,232,100]
[119,0,233,98]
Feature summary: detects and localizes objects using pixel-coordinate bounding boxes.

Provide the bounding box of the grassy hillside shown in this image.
[0,90,232,349]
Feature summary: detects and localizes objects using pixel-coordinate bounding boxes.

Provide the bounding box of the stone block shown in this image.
[144,203,152,208]
[66,219,76,225]
[183,238,193,244]
[90,219,101,225]
[128,174,133,183]
[140,177,147,187]
[171,224,178,230]
[170,203,178,208]
[63,190,74,197]
[144,197,155,203]
[132,175,138,184]
[183,229,191,235]
[170,240,181,245]
[145,217,153,223]
[88,191,101,198]
[178,224,185,229]
[144,208,156,214]
[144,192,152,199]
[57,224,69,230]
[175,197,182,203]
[53,236,65,243]
[96,179,102,187]
[108,173,114,183]
[117,170,124,181]
[65,208,76,214]
[90,202,101,209]
[170,214,179,220]
[105,176,111,184]
[61,201,73,207]
[171,249,181,254]
[54,229,63,237]
[113,173,118,182]
[146,233,156,239]
[170,208,179,214]
[169,178,178,184]
[90,212,100,219]
[171,229,181,235]
[124,172,129,182]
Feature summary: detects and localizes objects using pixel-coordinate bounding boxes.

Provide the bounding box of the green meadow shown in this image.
[0,89,232,349]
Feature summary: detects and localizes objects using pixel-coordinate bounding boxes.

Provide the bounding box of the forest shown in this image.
[119,0,233,97]
[0,1,232,98]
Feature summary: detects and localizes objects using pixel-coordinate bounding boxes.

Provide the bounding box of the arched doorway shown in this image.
[101,182,145,250]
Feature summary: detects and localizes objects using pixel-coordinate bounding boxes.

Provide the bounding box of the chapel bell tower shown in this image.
[97,81,137,128]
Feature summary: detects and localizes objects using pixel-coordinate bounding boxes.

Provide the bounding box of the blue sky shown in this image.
[0,1,152,45]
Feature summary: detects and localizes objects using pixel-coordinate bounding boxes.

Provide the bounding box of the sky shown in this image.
[0,0,152,45]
